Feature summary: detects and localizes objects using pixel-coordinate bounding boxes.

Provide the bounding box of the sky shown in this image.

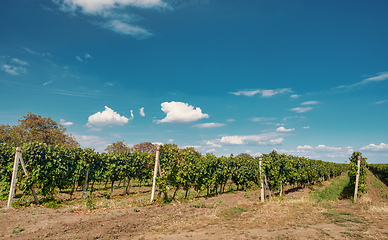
[0,0,387,163]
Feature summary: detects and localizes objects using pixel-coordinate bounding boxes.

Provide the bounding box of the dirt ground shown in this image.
[1,172,388,240]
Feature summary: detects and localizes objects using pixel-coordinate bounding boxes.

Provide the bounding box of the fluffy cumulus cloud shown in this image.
[87,106,130,126]
[360,143,388,152]
[53,0,167,38]
[276,126,294,132]
[192,122,225,128]
[157,101,209,124]
[231,88,291,97]
[219,132,284,146]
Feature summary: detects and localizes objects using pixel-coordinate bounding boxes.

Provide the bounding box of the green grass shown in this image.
[219,206,248,218]
[323,210,364,224]
[312,174,349,202]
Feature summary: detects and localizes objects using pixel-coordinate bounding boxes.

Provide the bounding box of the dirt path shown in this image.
[1,172,388,239]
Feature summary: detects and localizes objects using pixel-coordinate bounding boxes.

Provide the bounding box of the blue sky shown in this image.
[1,0,387,163]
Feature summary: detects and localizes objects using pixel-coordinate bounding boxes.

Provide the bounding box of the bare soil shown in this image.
[1,173,388,240]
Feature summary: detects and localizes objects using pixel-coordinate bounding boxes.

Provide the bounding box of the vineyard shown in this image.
[1,142,388,239]
[0,142,350,204]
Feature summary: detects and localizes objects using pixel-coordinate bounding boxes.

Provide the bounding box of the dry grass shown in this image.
[359,196,388,213]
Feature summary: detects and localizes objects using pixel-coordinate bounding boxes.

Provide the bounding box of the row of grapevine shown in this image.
[0,142,348,202]
[368,163,388,185]
[0,142,155,200]
[262,150,348,195]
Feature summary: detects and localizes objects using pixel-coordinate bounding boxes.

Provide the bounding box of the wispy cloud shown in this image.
[250,117,275,122]
[192,122,225,128]
[375,100,387,105]
[290,107,313,113]
[75,53,93,63]
[231,88,292,97]
[52,0,167,38]
[1,57,29,76]
[335,72,388,90]
[301,101,318,105]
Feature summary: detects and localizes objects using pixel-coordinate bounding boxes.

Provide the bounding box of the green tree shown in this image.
[105,140,131,154]
[0,113,78,147]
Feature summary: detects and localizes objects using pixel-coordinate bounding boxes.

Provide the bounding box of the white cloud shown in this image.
[314,145,342,153]
[2,58,29,75]
[43,81,53,86]
[74,134,110,153]
[297,145,313,150]
[360,143,388,152]
[231,88,291,97]
[303,126,310,129]
[206,140,222,148]
[2,64,27,75]
[130,110,134,119]
[157,101,209,124]
[290,94,300,98]
[192,122,225,128]
[60,119,74,126]
[335,72,388,90]
[207,148,217,153]
[251,152,262,157]
[230,89,261,97]
[11,58,29,66]
[290,107,313,113]
[140,107,145,117]
[168,139,174,143]
[57,0,165,14]
[219,132,284,146]
[301,101,319,105]
[227,119,236,122]
[87,106,130,126]
[103,20,152,37]
[53,0,166,38]
[278,144,355,161]
[276,126,294,132]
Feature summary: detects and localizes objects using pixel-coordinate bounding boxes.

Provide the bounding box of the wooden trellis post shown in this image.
[259,157,264,202]
[354,155,361,203]
[150,147,160,202]
[7,147,39,208]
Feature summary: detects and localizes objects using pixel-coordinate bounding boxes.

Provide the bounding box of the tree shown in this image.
[0,113,78,147]
[105,140,131,154]
[132,142,157,154]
